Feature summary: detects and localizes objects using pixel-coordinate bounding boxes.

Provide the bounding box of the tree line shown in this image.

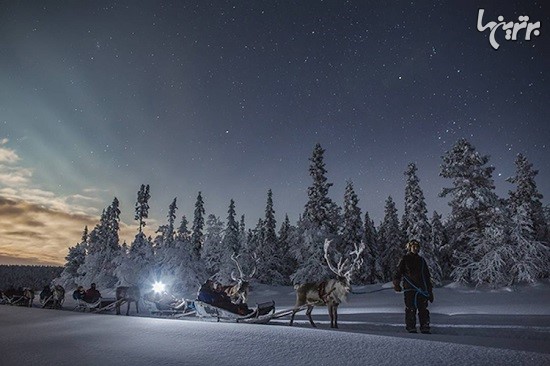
[58,138,550,295]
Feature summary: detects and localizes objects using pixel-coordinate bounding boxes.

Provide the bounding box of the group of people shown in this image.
[72,283,101,303]
[197,279,252,315]
[60,240,433,334]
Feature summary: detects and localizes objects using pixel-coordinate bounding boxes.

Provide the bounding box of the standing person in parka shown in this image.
[393,239,434,334]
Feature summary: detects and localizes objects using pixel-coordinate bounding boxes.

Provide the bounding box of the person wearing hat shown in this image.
[393,239,434,334]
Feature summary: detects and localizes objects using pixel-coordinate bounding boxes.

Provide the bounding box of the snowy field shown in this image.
[1,282,549,366]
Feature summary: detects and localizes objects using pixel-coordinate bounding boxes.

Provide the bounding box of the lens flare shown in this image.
[152,281,165,293]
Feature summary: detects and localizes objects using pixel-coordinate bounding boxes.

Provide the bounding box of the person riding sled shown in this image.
[197,280,251,315]
[393,239,434,334]
[84,283,101,303]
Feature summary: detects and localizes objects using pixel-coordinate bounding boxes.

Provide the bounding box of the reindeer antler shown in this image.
[231,252,245,280]
[324,239,365,279]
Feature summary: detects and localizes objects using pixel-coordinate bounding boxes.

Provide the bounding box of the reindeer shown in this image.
[220,253,257,304]
[51,285,65,309]
[289,239,364,329]
[116,286,141,315]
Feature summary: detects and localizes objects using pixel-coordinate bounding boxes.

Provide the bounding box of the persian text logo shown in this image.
[477,9,541,50]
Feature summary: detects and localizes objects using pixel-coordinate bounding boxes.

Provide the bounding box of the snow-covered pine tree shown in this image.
[341,180,365,283]
[440,138,499,278]
[152,198,183,287]
[277,214,297,284]
[176,215,191,243]
[508,203,550,284]
[451,206,514,287]
[430,211,450,281]
[79,198,122,288]
[135,184,150,233]
[201,214,225,279]
[190,192,205,260]
[303,143,340,233]
[403,163,441,285]
[292,143,340,284]
[256,190,287,284]
[58,226,88,287]
[361,212,381,284]
[507,153,549,243]
[217,199,241,282]
[378,196,404,282]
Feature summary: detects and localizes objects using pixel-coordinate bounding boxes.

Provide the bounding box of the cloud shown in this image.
[0,140,147,265]
[0,197,97,265]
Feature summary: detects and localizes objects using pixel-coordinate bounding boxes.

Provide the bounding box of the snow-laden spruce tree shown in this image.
[341,180,365,283]
[403,163,441,285]
[190,192,205,260]
[451,206,514,287]
[277,214,297,284]
[116,231,154,286]
[506,155,550,282]
[256,190,287,285]
[361,212,382,284]
[153,198,182,284]
[440,138,499,280]
[201,214,225,280]
[292,143,341,284]
[58,226,88,288]
[115,188,155,287]
[215,199,241,282]
[430,211,450,280]
[79,198,122,288]
[508,204,550,284]
[135,184,150,233]
[378,196,404,282]
[507,153,549,244]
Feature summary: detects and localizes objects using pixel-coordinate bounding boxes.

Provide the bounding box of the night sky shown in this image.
[0,1,548,265]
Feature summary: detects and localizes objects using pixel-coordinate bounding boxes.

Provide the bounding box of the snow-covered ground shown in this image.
[1,282,549,365]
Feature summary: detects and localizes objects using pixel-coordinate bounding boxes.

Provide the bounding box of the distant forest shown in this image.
[0,265,63,290]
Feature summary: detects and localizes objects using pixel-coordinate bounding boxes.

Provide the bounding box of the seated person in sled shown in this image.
[84,283,101,303]
[72,286,86,301]
[197,280,251,315]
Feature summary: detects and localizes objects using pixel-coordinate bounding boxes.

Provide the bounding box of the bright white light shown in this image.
[152,281,166,293]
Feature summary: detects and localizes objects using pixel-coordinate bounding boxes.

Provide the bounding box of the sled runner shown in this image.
[194,300,275,324]
[145,298,196,318]
[74,298,125,313]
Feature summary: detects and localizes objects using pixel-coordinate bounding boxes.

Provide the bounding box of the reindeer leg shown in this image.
[289,310,296,326]
[332,304,339,329]
[136,300,139,314]
[306,305,316,328]
[116,301,120,315]
[126,301,130,316]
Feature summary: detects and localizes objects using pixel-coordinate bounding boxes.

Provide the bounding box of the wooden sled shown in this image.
[73,298,103,312]
[146,298,196,318]
[194,300,275,324]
